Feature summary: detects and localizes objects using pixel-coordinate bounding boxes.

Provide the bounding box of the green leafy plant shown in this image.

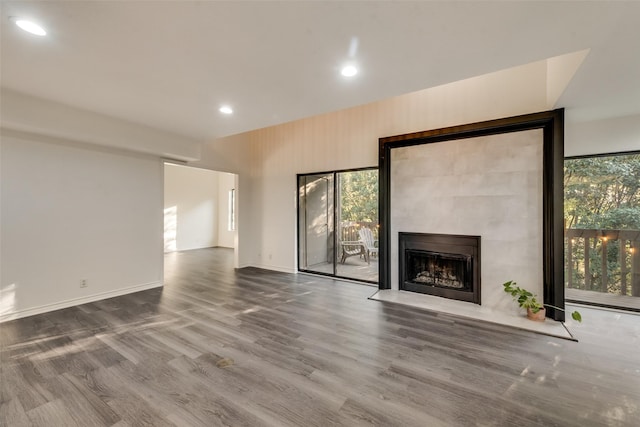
[503,280,582,322]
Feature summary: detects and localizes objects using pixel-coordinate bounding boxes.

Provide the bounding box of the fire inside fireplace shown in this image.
[406,250,470,290]
[399,233,480,304]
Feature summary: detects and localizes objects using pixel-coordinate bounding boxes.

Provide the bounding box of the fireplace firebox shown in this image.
[399,233,480,304]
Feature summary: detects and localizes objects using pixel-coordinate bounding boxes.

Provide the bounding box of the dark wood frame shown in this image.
[378,109,565,321]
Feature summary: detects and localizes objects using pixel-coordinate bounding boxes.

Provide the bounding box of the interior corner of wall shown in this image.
[546,49,591,108]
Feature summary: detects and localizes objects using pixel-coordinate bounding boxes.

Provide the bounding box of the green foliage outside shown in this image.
[564,154,640,294]
[565,154,640,230]
[339,170,378,224]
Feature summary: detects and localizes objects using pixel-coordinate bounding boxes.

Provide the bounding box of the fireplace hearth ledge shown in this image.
[369,289,575,341]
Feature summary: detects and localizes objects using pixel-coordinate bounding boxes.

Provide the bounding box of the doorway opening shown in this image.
[297,168,378,284]
[163,163,238,265]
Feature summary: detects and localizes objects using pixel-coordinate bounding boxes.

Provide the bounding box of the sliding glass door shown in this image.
[564,152,640,311]
[298,173,335,275]
[298,168,378,284]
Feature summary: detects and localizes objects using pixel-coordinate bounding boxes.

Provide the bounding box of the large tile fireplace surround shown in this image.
[374,110,569,337]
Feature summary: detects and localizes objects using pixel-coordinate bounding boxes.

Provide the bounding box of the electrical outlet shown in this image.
[80,279,87,288]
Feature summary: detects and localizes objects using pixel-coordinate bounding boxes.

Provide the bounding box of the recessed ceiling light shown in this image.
[13,19,47,36]
[341,65,358,77]
[219,106,233,115]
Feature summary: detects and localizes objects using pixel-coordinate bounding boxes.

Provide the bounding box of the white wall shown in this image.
[1,51,634,321]
[1,131,163,321]
[565,114,640,157]
[163,165,237,252]
[198,58,553,273]
[190,133,254,268]
[197,53,640,276]
[164,164,219,252]
[1,89,201,162]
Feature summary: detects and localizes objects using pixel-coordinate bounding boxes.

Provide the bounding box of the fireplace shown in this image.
[399,233,480,304]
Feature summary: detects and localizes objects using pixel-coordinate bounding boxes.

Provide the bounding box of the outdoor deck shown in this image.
[566,288,640,312]
[565,227,640,312]
[304,257,378,284]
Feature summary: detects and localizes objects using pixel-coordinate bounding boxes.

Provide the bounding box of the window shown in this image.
[565,152,640,309]
[228,189,236,231]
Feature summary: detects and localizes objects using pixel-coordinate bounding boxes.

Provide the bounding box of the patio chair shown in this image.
[340,240,365,264]
[358,227,378,264]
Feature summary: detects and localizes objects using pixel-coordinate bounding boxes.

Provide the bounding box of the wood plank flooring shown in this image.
[2,247,640,426]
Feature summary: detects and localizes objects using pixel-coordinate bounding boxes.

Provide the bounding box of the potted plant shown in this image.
[503,280,582,322]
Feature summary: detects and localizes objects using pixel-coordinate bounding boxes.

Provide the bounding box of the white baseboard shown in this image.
[246,263,296,274]
[0,281,163,323]
[236,262,253,269]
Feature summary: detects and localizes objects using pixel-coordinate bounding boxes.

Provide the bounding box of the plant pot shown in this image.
[527,307,546,322]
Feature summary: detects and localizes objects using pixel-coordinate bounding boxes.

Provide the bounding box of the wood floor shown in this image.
[2,248,639,426]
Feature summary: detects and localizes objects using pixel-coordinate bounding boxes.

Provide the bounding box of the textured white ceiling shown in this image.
[1,1,639,141]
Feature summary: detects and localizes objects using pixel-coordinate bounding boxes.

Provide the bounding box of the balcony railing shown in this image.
[340,221,379,242]
[565,228,640,297]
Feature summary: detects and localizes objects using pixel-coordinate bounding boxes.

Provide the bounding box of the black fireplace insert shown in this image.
[399,233,480,304]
